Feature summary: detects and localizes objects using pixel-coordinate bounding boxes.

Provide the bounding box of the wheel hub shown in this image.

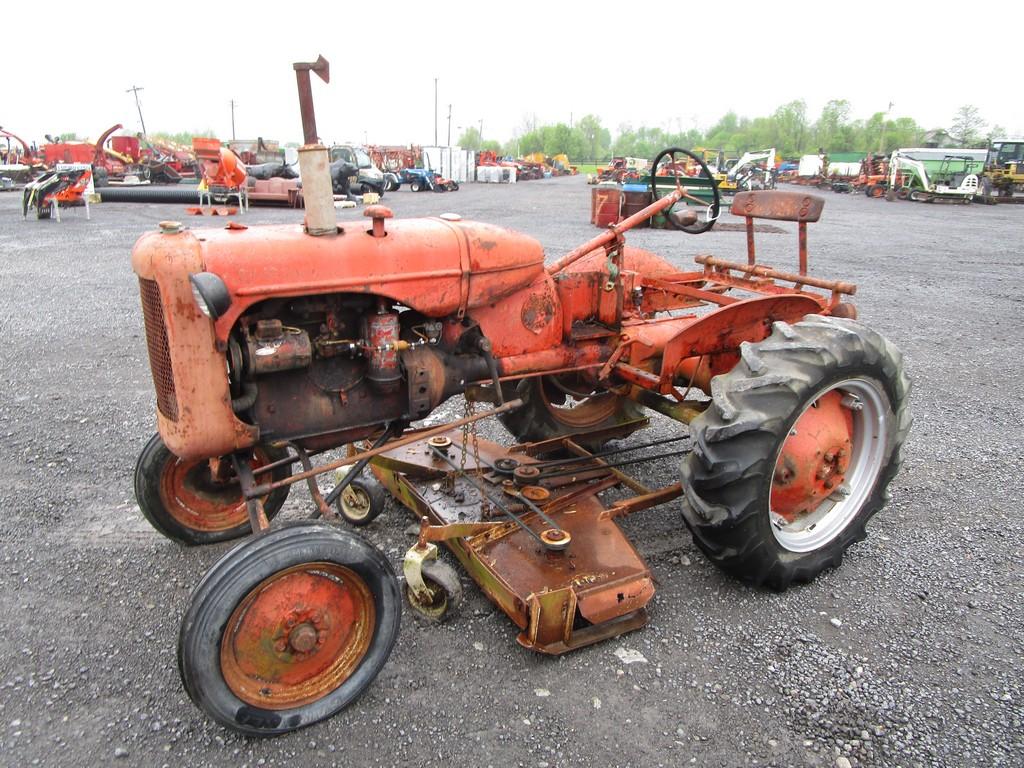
[288,622,320,654]
[771,390,854,522]
[220,563,375,709]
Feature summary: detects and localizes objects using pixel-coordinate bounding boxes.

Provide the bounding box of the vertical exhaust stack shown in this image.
[293,55,335,236]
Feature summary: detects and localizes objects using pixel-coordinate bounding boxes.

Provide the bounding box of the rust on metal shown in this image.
[695,256,857,296]
[159,446,278,533]
[370,430,673,654]
[771,389,853,521]
[731,191,825,276]
[220,562,374,710]
[364,204,393,238]
[252,398,523,496]
[654,295,823,392]
[731,190,824,222]
[605,482,684,519]
[293,56,330,145]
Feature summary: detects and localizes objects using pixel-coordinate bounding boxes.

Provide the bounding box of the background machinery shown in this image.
[978,138,1024,203]
[887,150,978,203]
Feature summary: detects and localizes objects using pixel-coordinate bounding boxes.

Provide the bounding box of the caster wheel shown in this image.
[335,475,387,527]
[404,559,463,623]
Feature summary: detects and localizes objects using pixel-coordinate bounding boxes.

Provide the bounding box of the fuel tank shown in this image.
[146,216,548,342]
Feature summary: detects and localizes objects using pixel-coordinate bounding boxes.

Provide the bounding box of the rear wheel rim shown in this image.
[159,448,273,532]
[769,378,888,552]
[537,375,619,428]
[220,563,375,709]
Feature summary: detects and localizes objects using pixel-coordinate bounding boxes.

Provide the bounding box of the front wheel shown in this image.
[134,434,291,545]
[178,522,401,736]
[409,181,421,192]
[681,316,911,590]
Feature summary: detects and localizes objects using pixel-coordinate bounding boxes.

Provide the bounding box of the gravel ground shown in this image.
[0,178,1021,768]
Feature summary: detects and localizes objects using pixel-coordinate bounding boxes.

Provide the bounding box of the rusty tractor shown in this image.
[131,57,910,735]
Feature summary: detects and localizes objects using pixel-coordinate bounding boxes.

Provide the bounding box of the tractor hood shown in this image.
[132,215,546,343]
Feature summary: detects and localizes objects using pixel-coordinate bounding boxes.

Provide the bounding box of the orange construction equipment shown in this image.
[193,138,248,210]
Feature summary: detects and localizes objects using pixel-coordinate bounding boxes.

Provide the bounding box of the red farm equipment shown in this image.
[852,154,891,197]
[22,163,93,219]
[131,57,910,736]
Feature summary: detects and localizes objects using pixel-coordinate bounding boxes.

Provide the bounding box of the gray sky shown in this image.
[6,1,1022,149]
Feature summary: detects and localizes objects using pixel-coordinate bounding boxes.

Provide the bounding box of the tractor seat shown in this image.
[730,190,825,274]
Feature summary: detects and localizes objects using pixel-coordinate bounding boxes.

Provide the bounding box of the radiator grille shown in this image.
[138,278,179,422]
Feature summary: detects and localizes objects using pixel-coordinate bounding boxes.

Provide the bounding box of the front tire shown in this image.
[681,316,911,590]
[134,434,291,545]
[178,522,401,736]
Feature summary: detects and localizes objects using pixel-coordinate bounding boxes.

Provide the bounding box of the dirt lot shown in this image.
[0,178,1021,768]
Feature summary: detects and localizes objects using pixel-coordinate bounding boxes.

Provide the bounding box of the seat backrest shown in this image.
[731,190,824,222]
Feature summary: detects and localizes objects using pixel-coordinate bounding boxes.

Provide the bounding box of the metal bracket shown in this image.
[231,452,271,533]
[403,538,439,604]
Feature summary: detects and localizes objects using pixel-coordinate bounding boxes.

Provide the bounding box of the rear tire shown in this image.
[680,316,911,590]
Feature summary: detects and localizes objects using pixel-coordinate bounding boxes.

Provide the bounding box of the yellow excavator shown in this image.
[979,138,1024,203]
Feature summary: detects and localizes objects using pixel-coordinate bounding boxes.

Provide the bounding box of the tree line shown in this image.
[457,102,999,161]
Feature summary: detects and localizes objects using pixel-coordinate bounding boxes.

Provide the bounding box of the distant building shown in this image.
[921,129,956,148]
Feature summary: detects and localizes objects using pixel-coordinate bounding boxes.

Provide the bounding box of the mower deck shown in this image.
[369,425,682,654]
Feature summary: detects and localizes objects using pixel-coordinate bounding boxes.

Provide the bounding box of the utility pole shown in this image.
[879,101,894,153]
[230,99,238,140]
[478,118,483,149]
[434,78,438,146]
[447,104,452,147]
[126,85,147,136]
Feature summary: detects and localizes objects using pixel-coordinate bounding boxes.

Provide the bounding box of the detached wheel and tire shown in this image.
[178,521,401,736]
[499,375,644,451]
[681,316,911,590]
[134,434,292,545]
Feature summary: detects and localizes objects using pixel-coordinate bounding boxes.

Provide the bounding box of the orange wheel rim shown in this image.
[770,390,853,522]
[159,449,271,532]
[220,563,375,710]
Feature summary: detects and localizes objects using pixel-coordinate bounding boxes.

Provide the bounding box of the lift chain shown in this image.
[459,395,483,477]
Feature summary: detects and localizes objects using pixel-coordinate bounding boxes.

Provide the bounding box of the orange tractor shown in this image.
[131,58,910,735]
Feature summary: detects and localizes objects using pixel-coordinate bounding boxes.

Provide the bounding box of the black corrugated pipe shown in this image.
[98,186,202,204]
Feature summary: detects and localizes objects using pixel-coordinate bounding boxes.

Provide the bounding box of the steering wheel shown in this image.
[649,147,721,234]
